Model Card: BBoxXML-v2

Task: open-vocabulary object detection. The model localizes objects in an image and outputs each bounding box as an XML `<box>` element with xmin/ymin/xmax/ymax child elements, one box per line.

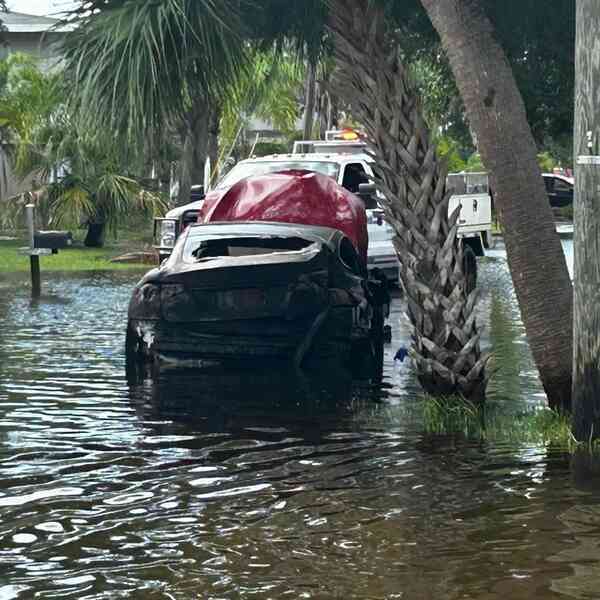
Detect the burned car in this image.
<box><xmin>127</xmin><ymin>221</ymin><xmax>388</xmax><ymax>369</ymax></box>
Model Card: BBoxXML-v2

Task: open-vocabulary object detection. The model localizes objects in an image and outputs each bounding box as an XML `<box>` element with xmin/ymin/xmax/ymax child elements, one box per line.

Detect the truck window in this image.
<box><xmin>342</xmin><ymin>163</ymin><xmax>370</xmax><ymax>193</ymax></box>
<box><xmin>554</xmin><ymin>178</ymin><xmax>572</xmax><ymax>193</ymax></box>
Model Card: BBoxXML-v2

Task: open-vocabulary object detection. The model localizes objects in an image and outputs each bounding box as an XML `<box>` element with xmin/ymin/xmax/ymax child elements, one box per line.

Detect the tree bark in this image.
<box><xmin>177</xmin><ymin>98</ymin><xmax>211</xmax><ymax>206</ymax></box>
<box><xmin>421</xmin><ymin>0</ymin><xmax>574</xmax><ymax>411</ymax></box>
<box><xmin>328</xmin><ymin>1</ymin><xmax>489</xmax><ymax>401</ymax></box>
<box><xmin>572</xmin><ymin>0</ymin><xmax>600</xmax><ymax>440</ymax></box>
<box><xmin>84</xmin><ymin>221</ymin><xmax>106</xmax><ymax>247</ymax></box>
<box><xmin>303</xmin><ymin>62</ymin><xmax>317</xmax><ymax>140</ymax></box>
<box><xmin>207</xmin><ymin>105</ymin><xmax>221</xmax><ymax>186</ymax></box>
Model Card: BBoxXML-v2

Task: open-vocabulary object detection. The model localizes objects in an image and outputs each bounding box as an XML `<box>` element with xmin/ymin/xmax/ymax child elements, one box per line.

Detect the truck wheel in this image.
<box><xmin>463</xmin><ymin>245</ymin><xmax>477</xmax><ymax>294</ymax></box>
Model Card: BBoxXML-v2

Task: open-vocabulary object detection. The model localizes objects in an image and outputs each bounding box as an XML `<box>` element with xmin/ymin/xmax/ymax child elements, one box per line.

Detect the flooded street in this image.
<box><xmin>3</xmin><ymin>236</ymin><xmax>600</xmax><ymax>599</ymax></box>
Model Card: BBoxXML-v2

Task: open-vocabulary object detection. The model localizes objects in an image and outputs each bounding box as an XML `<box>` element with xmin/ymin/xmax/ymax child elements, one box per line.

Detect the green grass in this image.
<box><xmin>421</xmin><ymin>395</ymin><xmax>586</xmax><ymax>451</ymax></box>
<box><xmin>0</xmin><ymin>237</ymin><xmax>154</xmax><ymax>273</ymax></box>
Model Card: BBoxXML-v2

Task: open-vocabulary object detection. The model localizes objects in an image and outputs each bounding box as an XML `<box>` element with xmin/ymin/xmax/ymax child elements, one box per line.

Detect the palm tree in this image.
<box><xmin>63</xmin><ymin>0</ymin><xmax>249</xmax><ymax>206</ymax></box>
<box><xmin>218</xmin><ymin>49</ymin><xmax>305</xmax><ymax>170</ymax></box>
<box><xmin>327</xmin><ymin>0</ymin><xmax>488</xmax><ymax>399</ymax></box>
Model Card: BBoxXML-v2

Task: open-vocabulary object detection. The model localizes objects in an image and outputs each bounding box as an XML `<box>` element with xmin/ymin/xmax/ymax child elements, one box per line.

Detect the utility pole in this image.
<box><xmin>572</xmin><ymin>0</ymin><xmax>600</xmax><ymax>440</ymax></box>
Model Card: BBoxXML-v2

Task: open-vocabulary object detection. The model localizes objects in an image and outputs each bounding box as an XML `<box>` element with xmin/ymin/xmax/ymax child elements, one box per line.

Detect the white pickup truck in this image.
<box><xmin>155</xmin><ymin>131</ymin><xmax>493</xmax><ymax>283</ymax></box>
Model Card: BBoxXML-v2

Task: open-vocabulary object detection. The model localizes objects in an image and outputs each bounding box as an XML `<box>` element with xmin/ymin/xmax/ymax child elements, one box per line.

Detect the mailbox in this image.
<box><xmin>34</xmin><ymin>231</ymin><xmax>73</xmax><ymax>254</ymax></box>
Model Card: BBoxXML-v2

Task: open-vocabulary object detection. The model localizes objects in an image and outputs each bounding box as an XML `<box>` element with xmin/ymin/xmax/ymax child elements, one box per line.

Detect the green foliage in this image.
<box><xmin>464</xmin><ymin>152</ymin><xmax>485</xmax><ymax>172</ymax></box>
<box><xmin>62</xmin><ymin>0</ymin><xmax>248</xmax><ymax>150</ymax></box>
<box><xmin>537</xmin><ymin>151</ymin><xmax>556</xmax><ymax>173</ymax></box>
<box><xmin>484</xmin><ymin>0</ymin><xmax>575</xmax><ymax>146</ymax></box>
<box><xmin>0</xmin><ymin>53</ymin><xmax>62</xmax><ymax>176</ymax></box>
<box><xmin>219</xmin><ymin>50</ymin><xmax>304</xmax><ymax>164</ymax></box>
<box><xmin>0</xmin><ymin>58</ymin><xmax>166</xmax><ymax>236</ymax></box>
<box><xmin>391</xmin><ymin>0</ymin><xmax>575</xmax><ymax>150</ymax></box>
<box><xmin>435</xmin><ymin>136</ymin><xmax>467</xmax><ymax>172</ymax></box>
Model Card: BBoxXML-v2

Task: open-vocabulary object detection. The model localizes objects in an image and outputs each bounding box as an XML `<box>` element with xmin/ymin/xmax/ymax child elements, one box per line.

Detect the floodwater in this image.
<box><xmin>2</xmin><ymin>235</ymin><xmax>599</xmax><ymax>600</ymax></box>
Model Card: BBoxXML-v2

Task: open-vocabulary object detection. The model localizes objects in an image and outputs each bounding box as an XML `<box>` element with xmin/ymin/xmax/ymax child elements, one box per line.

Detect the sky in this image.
<box><xmin>7</xmin><ymin>0</ymin><xmax>76</xmax><ymax>17</ymax></box>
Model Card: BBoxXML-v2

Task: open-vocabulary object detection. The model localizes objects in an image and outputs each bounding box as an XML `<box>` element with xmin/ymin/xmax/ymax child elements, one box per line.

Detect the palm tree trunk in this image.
<box><xmin>207</xmin><ymin>105</ymin><xmax>221</xmax><ymax>186</ymax></box>
<box><xmin>303</xmin><ymin>62</ymin><xmax>317</xmax><ymax>140</ymax></box>
<box><xmin>572</xmin><ymin>0</ymin><xmax>600</xmax><ymax>440</ymax></box>
<box><xmin>421</xmin><ymin>0</ymin><xmax>573</xmax><ymax>411</ymax></box>
<box><xmin>177</xmin><ymin>130</ymin><xmax>194</xmax><ymax>207</ymax></box>
<box><xmin>177</xmin><ymin>99</ymin><xmax>211</xmax><ymax>206</ymax></box>
<box><xmin>328</xmin><ymin>0</ymin><xmax>489</xmax><ymax>401</ymax></box>
<box><xmin>84</xmin><ymin>222</ymin><xmax>106</xmax><ymax>247</ymax></box>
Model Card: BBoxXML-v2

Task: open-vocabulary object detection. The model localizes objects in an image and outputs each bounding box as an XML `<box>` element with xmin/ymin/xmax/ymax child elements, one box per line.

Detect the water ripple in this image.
<box><xmin>1</xmin><ymin>254</ymin><xmax>597</xmax><ymax>599</ymax></box>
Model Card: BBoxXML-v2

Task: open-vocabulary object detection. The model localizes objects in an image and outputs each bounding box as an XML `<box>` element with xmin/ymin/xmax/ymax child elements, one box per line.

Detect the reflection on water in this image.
<box><xmin>3</xmin><ymin>237</ymin><xmax>599</xmax><ymax>599</ymax></box>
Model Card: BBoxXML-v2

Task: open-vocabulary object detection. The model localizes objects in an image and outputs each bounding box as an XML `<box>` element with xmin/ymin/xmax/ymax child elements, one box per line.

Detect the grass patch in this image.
<box><xmin>421</xmin><ymin>395</ymin><xmax>582</xmax><ymax>450</ymax></box>
<box><xmin>0</xmin><ymin>237</ymin><xmax>153</xmax><ymax>274</ymax></box>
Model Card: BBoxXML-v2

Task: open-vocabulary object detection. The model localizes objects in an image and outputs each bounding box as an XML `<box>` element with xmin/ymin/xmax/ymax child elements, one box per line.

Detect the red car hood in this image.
<box><xmin>198</xmin><ymin>170</ymin><xmax>368</xmax><ymax>263</ymax></box>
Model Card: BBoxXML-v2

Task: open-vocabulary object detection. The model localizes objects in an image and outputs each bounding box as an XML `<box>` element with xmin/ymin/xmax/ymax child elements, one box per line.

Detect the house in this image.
<box><xmin>1</xmin><ymin>11</ymin><xmax>69</xmax><ymax>69</ymax></box>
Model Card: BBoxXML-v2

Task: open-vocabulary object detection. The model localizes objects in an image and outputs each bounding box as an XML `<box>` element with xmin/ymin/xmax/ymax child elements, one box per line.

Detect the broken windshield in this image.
<box><xmin>216</xmin><ymin>161</ymin><xmax>339</xmax><ymax>190</ymax></box>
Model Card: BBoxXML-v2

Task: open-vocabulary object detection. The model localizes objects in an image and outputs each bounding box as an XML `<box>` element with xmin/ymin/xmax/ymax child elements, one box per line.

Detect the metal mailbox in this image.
<box><xmin>34</xmin><ymin>231</ymin><xmax>73</xmax><ymax>253</ymax></box>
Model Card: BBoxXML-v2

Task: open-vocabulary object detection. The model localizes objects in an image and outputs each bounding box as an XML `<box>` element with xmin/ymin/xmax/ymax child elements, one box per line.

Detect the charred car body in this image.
<box><xmin>130</xmin><ymin>171</ymin><xmax>389</xmax><ymax>370</ymax></box>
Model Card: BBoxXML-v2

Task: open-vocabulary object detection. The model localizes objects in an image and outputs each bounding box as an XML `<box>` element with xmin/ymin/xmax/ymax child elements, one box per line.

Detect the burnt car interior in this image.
<box><xmin>189</xmin><ymin>237</ymin><xmax>315</xmax><ymax>261</ymax></box>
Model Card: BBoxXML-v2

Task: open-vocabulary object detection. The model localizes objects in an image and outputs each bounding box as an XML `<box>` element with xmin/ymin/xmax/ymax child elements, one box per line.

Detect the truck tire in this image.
<box><xmin>463</xmin><ymin>244</ymin><xmax>477</xmax><ymax>294</ymax></box>
<box><xmin>482</xmin><ymin>230</ymin><xmax>489</xmax><ymax>249</ymax></box>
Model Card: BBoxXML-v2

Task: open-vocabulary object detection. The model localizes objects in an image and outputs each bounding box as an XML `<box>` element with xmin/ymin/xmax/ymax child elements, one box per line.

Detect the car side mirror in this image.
<box><xmin>358</xmin><ymin>183</ymin><xmax>377</xmax><ymax>208</ymax></box>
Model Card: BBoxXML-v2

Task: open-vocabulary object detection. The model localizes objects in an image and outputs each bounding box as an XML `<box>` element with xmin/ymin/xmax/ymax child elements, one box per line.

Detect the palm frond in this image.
<box><xmin>62</xmin><ymin>0</ymin><xmax>249</xmax><ymax>149</ymax></box>
<box><xmin>48</xmin><ymin>177</ymin><xmax>95</xmax><ymax>228</ymax></box>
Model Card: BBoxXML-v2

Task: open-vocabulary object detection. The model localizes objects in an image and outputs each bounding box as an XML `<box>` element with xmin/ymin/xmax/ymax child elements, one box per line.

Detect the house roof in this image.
<box><xmin>2</xmin><ymin>11</ymin><xmax>64</xmax><ymax>33</ymax></box>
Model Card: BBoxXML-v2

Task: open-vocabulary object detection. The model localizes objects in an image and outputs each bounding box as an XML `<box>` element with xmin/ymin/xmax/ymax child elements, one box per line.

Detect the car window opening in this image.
<box><xmin>188</xmin><ymin>237</ymin><xmax>315</xmax><ymax>261</ymax></box>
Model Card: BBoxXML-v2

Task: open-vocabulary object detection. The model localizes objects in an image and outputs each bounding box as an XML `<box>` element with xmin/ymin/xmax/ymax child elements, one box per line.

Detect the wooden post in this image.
<box><xmin>572</xmin><ymin>0</ymin><xmax>600</xmax><ymax>440</ymax></box>
<box><xmin>25</xmin><ymin>204</ymin><xmax>41</xmax><ymax>299</ymax></box>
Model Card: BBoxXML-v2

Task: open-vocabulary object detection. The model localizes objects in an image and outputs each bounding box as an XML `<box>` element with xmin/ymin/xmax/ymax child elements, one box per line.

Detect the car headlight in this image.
<box><xmin>160</xmin><ymin>220</ymin><xmax>177</xmax><ymax>248</ymax></box>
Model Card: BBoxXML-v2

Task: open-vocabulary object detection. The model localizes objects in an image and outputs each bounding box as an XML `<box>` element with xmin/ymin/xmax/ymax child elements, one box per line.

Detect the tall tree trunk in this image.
<box><xmin>303</xmin><ymin>62</ymin><xmax>317</xmax><ymax>140</ymax></box>
<box><xmin>177</xmin><ymin>98</ymin><xmax>211</xmax><ymax>206</ymax></box>
<box><xmin>421</xmin><ymin>0</ymin><xmax>574</xmax><ymax>411</ymax></box>
<box><xmin>328</xmin><ymin>1</ymin><xmax>489</xmax><ymax>401</ymax></box>
<box><xmin>317</xmin><ymin>66</ymin><xmax>340</xmax><ymax>139</ymax></box>
<box><xmin>207</xmin><ymin>105</ymin><xmax>221</xmax><ymax>188</ymax></box>
<box><xmin>177</xmin><ymin>130</ymin><xmax>193</xmax><ymax>208</ymax></box>
<box><xmin>84</xmin><ymin>222</ymin><xmax>106</xmax><ymax>248</ymax></box>
<box><xmin>572</xmin><ymin>0</ymin><xmax>600</xmax><ymax>440</ymax></box>
<box><xmin>317</xmin><ymin>80</ymin><xmax>329</xmax><ymax>140</ymax></box>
